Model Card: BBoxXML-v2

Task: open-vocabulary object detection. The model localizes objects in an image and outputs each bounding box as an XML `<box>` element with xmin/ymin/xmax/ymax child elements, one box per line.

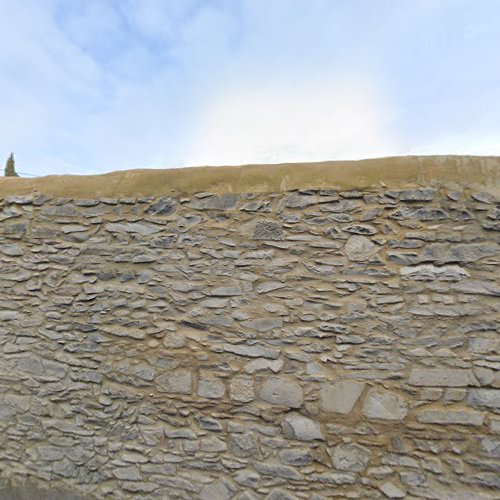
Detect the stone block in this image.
<box><xmin>320</xmin><ymin>381</ymin><xmax>365</xmax><ymax>414</ymax></box>
<box><xmin>362</xmin><ymin>388</ymin><xmax>408</xmax><ymax>421</ymax></box>
<box><xmin>409</xmin><ymin>368</ymin><xmax>477</xmax><ymax>387</ymax></box>
<box><xmin>260</xmin><ymin>376</ymin><xmax>303</xmax><ymax>408</ymax></box>
<box><xmin>156</xmin><ymin>370</ymin><xmax>192</xmax><ymax>394</ymax></box>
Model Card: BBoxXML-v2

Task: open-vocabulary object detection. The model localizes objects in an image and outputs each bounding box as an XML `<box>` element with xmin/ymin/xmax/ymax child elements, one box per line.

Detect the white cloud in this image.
<box><xmin>186</xmin><ymin>75</ymin><xmax>397</xmax><ymax>166</ymax></box>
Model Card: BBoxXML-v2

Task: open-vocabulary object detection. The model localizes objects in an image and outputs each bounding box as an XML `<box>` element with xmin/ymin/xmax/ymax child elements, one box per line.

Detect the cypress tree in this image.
<box><xmin>4</xmin><ymin>153</ymin><xmax>19</xmax><ymax>177</ymax></box>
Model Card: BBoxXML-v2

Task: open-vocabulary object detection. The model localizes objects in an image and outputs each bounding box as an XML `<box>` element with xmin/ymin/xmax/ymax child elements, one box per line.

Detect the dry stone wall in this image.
<box><xmin>0</xmin><ymin>173</ymin><xmax>499</xmax><ymax>499</ymax></box>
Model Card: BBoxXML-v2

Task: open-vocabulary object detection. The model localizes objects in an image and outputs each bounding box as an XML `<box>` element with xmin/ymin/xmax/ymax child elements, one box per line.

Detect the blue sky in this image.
<box><xmin>1</xmin><ymin>0</ymin><xmax>499</xmax><ymax>176</ymax></box>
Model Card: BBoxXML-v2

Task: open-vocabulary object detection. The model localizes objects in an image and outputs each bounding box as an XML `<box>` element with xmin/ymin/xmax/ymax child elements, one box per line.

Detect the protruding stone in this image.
<box><xmin>388</xmin><ymin>188</ymin><xmax>436</xmax><ymax>201</ymax></box>
<box><xmin>190</xmin><ymin>194</ymin><xmax>239</xmax><ymax>210</ymax></box>
<box><xmin>241</xmin><ymin>317</ymin><xmax>283</xmax><ymax>333</ymax></box>
<box><xmin>156</xmin><ymin>370</ymin><xmax>192</xmax><ymax>394</ymax></box>
<box><xmin>362</xmin><ymin>388</ymin><xmax>408</xmax><ymax>421</ymax></box>
<box><xmin>401</xmin><ymin>264</ymin><xmax>469</xmax><ymax>281</ymax></box>
<box><xmin>113</xmin><ymin>466</ymin><xmax>142</xmax><ymax>481</ymax></box>
<box><xmin>260</xmin><ymin>377</ymin><xmax>303</xmax><ymax>408</ymax></box>
<box><xmin>230</xmin><ymin>375</ymin><xmax>255</xmax><ymax>403</ymax></box>
<box><xmin>379</xmin><ymin>481</ymin><xmax>406</xmax><ymax>498</ymax></box>
<box><xmin>282</xmin><ymin>412</ymin><xmax>323</xmax><ymax>441</ymax></box>
<box><xmin>147</xmin><ymin>196</ymin><xmax>176</xmax><ymax>215</ymax></box>
<box><xmin>0</xmin><ymin>244</ymin><xmax>23</xmax><ymax>256</ymax></box>
<box><xmin>416</xmin><ymin>407</ymin><xmax>485</xmax><ymax>426</ymax></box>
<box><xmin>343</xmin><ymin>224</ymin><xmax>377</xmax><ymax>235</ymax></box>
<box><xmin>105</xmin><ymin>222</ymin><xmax>163</xmax><ymax>235</ymax></box>
<box><xmin>198</xmin><ymin>376</ymin><xmax>226</xmax><ymax>399</ymax></box>
<box><xmin>199</xmin><ymin>480</ymin><xmax>234</xmax><ymax>500</ymax></box>
<box><xmin>417</xmin><ymin>243</ymin><xmax>498</xmax><ymax>264</ymax></box>
<box><xmin>285</xmin><ymin>192</ymin><xmax>317</xmax><ymax>208</ymax></box>
<box><xmin>344</xmin><ymin>235</ymin><xmax>377</xmax><ymax>261</ymax></box>
<box><xmin>224</xmin><ymin>344</ymin><xmax>280</xmax><ymax>359</ymax></box>
<box><xmin>279</xmin><ymin>448</ymin><xmax>313</xmax><ymax>466</ymax></box>
<box><xmin>467</xmin><ymin>389</ymin><xmax>500</xmax><ymax>410</ymax></box>
<box><xmin>332</xmin><ymin>443</ymin><xmax>371</xmax><ymax>472</ymax></box>
<box><xmin>231</xmin><ymin>432</ymin><xmax>260</xmax><ymax>458</ymax></box>
<box><xmin>245</xmin><ymin>358</ymin><xmax>284</xmax><ymax>374</ymax></box>
<box><xmin>409</xmin><ymin>368</ymin><xmax>477</xmax><ymax>387</ymax></box>
<box><xmin>320</xmin><ymin>381</ymin><xmax>365</xmax><ymax>414</ymax></box>
<box><xmin>253</xmin><ymin>220</ymin><xmax>285</xmax><ymax>240</ymax></box>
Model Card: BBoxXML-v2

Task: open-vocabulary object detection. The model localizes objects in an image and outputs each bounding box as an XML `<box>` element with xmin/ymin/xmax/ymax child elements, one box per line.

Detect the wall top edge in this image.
<box><xmin>0</xmin><ymin>155</ymin><xmax>499</xmax><ymax>199</ymax></box>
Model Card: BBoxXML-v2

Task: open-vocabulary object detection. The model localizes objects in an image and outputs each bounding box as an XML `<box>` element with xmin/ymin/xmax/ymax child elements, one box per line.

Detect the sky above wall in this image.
<box><xmin>1</xmin><ymin>0</ymin><xmax>499</xmax><ymax>176</ymax></box>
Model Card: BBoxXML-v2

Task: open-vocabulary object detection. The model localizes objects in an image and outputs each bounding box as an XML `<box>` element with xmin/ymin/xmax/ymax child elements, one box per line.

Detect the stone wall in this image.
<box><xmin>0</xmin><ymin>159</ymin><xmax>499</xmax><ymax>499</ymax></box>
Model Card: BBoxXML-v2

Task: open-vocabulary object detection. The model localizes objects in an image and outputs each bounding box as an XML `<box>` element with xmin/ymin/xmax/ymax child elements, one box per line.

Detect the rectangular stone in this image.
<box><xmin>417</xmin><ymin>408</ymin><xmax>484</xmax><ymax>426</ymax></box>
<box><xmin>467</xmin><ymin>389</ymin><xmax>500</xmax><ymax>410</ymax></box>
<box><xmin>409</xmin><ymin>368</ymin><xmax>476</xmax><ymax>387</ymax></box>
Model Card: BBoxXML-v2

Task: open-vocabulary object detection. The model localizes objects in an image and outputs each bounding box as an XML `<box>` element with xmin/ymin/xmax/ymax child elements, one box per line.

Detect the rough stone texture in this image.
<box><xmin>259</xmin><ymin>376</ymin><xmax>303</xmax><ymax>408</ymax></box>
<box><xmin>0</xmin><ymin>166</ymin><xmax>499</xmax><ymax>499</ymax></box>
<box><xmin>282</xmin><ymin>412</ymin><xmax>324</xmax><ymax>441</ymax></box>
<box><xmin>320</xmin><ymin>380</ymin><xmax>365</xmax><ymax>414</ymax></box>
<box><xmin>362</xmin><ymin>388</ymin><xmax>408</xmax><ymax>421</ymax></box>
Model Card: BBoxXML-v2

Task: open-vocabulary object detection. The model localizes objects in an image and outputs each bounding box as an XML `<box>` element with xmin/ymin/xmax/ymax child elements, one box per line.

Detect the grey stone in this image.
<box><xmin>200</xmin><ymin>436</ymin><xmax>227</xmax><ymax>452</ymax></box>
<box><xmin>285</xmin><ymin>192</ymin><xmax>317</xmax><ymax>208</ymax></box>
<box><xmin>231</xmin><ymin>432</ymin><xmax>260</xmax><ymax>458</ymax></box>
<box><xmin>0</xmin><ymin>310</ymin><xmax>19</xmax><ymax>321</ymax></box>
<box><xmin>391</xmin><ymin>207</ymin><xmax>448</xmax><ymax>220</ymax></box>
<box><xmin>282</xmin><ymin>412</ymin><xmax>323</xmax><ymax>441</ymax></box>
<box><xmin>332</xmin><ymin>443</ymin><xmax>371</xmax><ymax>472</ymax></box>
<box><xmin>400</xmin><ymin>264</ymin><xmax>469</xmax><ymax>281</ymax></box>
<box><xmin>37</xmin><ymin>445</ymin><xmax>65</xmax><ymax>461</ymax></box>
<box><xmin>190</xmin><ymin>194</ymin><xmax>239</xmax><ymax>210</ymax></box>
<box><xmin>211</xmin><ymin>285</ymin><xmax>244</xmax><ymax>296</ymax></box>
<box><xmin>409</xmin><ymin>304</ymin><xmax>480</xmax><ymax>317</ymax></box>
<box><xmin>224</xmin><ymin>343</ymin><xmax>280</xmax><ymax>359</ymax></box>
<box><xmin>472</xmin><ymin>191</ymin><xmax>496</xmax><ymax>203</ymax></box>
<box><xmin>17</xmin><ymin>356</ymin><xmax>66</xmax><ymax>380</ymax></box>
<box><xmin>121</xmin><ymin>481</ymin><xmax>159</xmax><ymax>493</ymax></box>
<box><xmin>260</xmin><ymin>376</ymin><xmax>303</xmax><ymax>408</ymax></box>
<box><xmin>245</xmin><ymin>358</ymin><xmax>284</xmax><ymax>374</ymax></box>
<box><xmin>0</xmin><ymin>244</ymin><xmax>23</xmax><ymax>256</ymax></box>
<box><xmin>418</xmin><ymin>243</ymin><xmax>498</xmax><ymax>264</ymax></box>
<box><xmin>256</xmin><ymin>281</ymin><xmax>285</xmax><ymax>293</ymax></box>
<box><xmin>198</xmin><ymin>376</ymin><xmax>226</xmax><ymax>399</ymax></box>
<box><xmin>4</xmin><ymin>270</ymin><xmax>31</xmax><ymax>281</ymax></box>
<box><xmin>41</xmin><ymin>205</ymin><xmax>79</xmax><ymax>216</ymax></box>
<box><xmin>379</xmin><ymin>481</ymin><xmax>406</xmax><ymax>498</ymax></box>
<box><xmin>343</xmin><ymin>224</ymin><xmax>377</xmax><ymax>235</ymax></box>
<box><xmin>112</xmin><ymin>465</ymin><xmax>142</xmax><ymax>481</ymax></box>
<box><xmin>230</xmin><ymin>375</ymin><xmax>255</xmax><ymax>402</ymax></box>
<box><xmin>388</xmin><ymin>188</ymin><xmax>436</xmax><ymax>201</ymax></box>
<box><xmin>362</xmin><ymin>388</ymin><xmax>408</xmax><ymax>420</ymax></box>
<box><xmin>416</xmin><ymin>408</ymin><xmax>484</xmax><ymax>426</ymax></box>
<box><xmin>344</xmin><ymin>235</ymin><xmax>377</xmax><ymax>261</ymax></box>
<box><xmin>234</xmin><ymin>469</ymin><xmax>261</xmax><ymax>488</ymax></box>
<box><xmin>265</xmin><ymin>489</ymin><xmax>298</xmax><ymax>500</ymax></box>
<box><xmin>478</xmin><ymin>436</ymin><xmax>500</xmax><ymax>458</ymax></box>
<box><xmin>308</xmin><ymin>472</ymin><xmax>356</xmax><ymax>485</ymax></box>
<box><xmin>105</xmin><ymin>222</ymin><xmax>163</xmax><ymax>235</ymax></box>
<box><xmin>409</xmin><ymin>368</ymin><xmax>477</xmax><ymax>387</ymax></box>
<box><xmin>253</xmin><ymin>220</ymin><xmax>285</xmax><ymax>240</ymax></box>
<box><xmin>156</xmin><ymin>370</ymin><xmax>192</xmax><ymax>394</ymax></box>
<box><xmin>279</xmin><ymin>448</ymin><xmax>313</xmax><ymax>466</ymax></box>
<box><xmin>147</xmin><ymin>196</ymin><xmax>176</xmax><ymax>215</ymax></box>
<box><xmin>320</xmin><ymin>199</ymin><xmax>360</xmax><ymax>213</ymax></box>
<box><xmin>320</xmin><ymin>381</ymin><xmax>365</xmax><ymax>414</ymax></box>
<box><xmin>255</xmin><ymin>461</ymin><xmax>303</xmax><ymax>481</ymax></box>
<box><xmin>241</xmin><ymin>317</ymin><xmax>283</xmax><ymax>333</ymax></box>
<box><xmin>60</xmin><ymin>224</ymin><xmax>89</xmax><ymax>233</ymax></box>
<box><xmin>468</xmin><ymin>389</ymin><xmax>500</xmax><ymax>409</ymax></box>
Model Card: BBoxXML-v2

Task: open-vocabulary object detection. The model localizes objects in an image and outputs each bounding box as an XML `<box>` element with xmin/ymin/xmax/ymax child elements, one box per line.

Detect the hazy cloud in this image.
<box><xmin>0</xmin><ymin>0</ymin><xmax>499</xmax><ymax>175</ymax></box>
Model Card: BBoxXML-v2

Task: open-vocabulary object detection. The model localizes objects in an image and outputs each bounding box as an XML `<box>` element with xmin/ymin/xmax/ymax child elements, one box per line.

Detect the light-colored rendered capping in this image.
<box><xmin>0</xmin><ymin>155</ymin><xmax>499</xmax><ymax>199</ymax></box>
